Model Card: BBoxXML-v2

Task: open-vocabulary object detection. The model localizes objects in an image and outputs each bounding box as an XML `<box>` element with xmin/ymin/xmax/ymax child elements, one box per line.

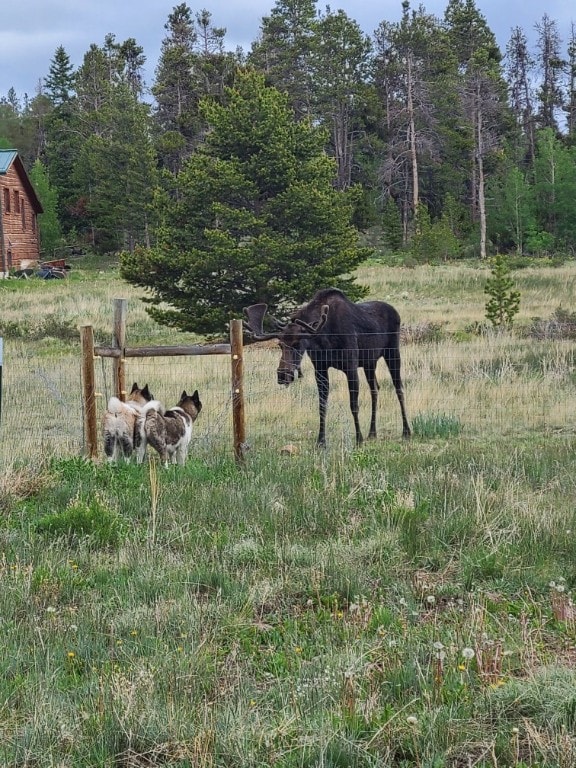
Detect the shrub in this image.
<box><xmin>35</xmin><ymin>494</ymin><xmax>125</xmax><ymax>546</ymax></box>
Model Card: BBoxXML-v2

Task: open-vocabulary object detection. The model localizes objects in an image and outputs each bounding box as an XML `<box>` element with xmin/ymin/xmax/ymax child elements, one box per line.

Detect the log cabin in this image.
<box><xmin>0</xmin><ymin>149</ymin><xmax>43</xmax><ymax>276</ymax></box>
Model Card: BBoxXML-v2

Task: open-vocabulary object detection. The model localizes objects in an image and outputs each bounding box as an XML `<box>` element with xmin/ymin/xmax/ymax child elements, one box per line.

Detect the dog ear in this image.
<box><xmin>180</xmin><ymin>390</ymin><xmax>188</xmax><ymax>400</ymax></box>
<box><xmin>191</xmin><ymin>390</ymin><xmax>201</xmax><ymax>407</ymax></box>
<box><xmin>130</xmin><ymin>382</ymin><xmax>139</xmax><ymax>393</ymax></box>
<box><xmin>141</xmin><ymin>384</ymin><xmax>151</xmax><ymax>399</ymax></box>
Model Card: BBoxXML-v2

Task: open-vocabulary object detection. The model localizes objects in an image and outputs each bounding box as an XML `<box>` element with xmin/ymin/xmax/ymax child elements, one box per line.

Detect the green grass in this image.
<box><xmin>1</xmin><ymin>434</ymin><xmax>576</xmax><ymax>766</ymax></box>
<box><xmin>2</xmin><ymin>256</ymin><xmax>576</xmax><ymax>765</ymax></box>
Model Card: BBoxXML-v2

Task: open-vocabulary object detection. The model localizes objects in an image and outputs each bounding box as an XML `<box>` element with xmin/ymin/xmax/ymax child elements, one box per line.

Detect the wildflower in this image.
<box><xmin>458</xmin><ymin>664</ymin><xmax>466</xmax><ymax>671</ymax></box>
<box><xmin>511</xmin><ymin>727</ymin><xmax>519</xmax><ymax>734</ymax></box>
<box><xmin>433</xmin><ymin>641</ymin><xmax>444</xmax><ymax>651</ymax></box>
<box><xmin>130</xmin><ymin>630</ymin><xmax>138</xmax><ymax>637</ymax></box>
<box><xmin>177</xmin><ymin>646</ymin><xmax>183</xmax><ymax>652</ymax></box>
<box><xmin>67</xmin><ymin>651</ymin><xmax>75</xmax><ymax>659</ymax></box>
<box><xmin>46</xmin><ymin>606</ymin><xmax>57</xmax><ymax>614</ymax></box>
<box><xmin>426</xmin><ymin>595</ymin><xmax>436</xmax><ymax>605</ymax></box>
<box><xmin>462</xmin><ymin>647</ymin><xmax>475</xmax><ymax>660</ymax></box>
<box><xmin>294</xmin><ymin>646</ymin><xmax>302</xmax><ymax>654</ymax></box>
<box><xmin>406</xmin><ymin>715</ymin><xmax>418</xmax><ymax>725</ymax></box>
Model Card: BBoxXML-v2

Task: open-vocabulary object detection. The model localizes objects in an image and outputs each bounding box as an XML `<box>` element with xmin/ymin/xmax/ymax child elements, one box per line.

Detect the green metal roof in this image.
<box><xmin>0</xmin><ymin>149</ymin><xmax>18</xmax><ymax>174</ymax></box>
<box><xmin>0</xmin><ymin>149</ymin><xmax>43</xmax><ymax>213</ymax></box>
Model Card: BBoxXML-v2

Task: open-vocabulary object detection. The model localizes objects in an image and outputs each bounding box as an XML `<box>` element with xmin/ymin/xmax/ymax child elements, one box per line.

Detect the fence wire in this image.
<box><xmin>2</xmin><ymin>335</ymin><xmax>576</xmax><ymax>468</ymax></box>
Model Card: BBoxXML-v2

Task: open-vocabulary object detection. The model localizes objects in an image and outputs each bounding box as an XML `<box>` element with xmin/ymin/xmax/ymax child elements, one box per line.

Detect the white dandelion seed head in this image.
<box><xmin>406</xmin><ymin>715</ymin><xmax>418</xmax><ymax>725</ymax></box>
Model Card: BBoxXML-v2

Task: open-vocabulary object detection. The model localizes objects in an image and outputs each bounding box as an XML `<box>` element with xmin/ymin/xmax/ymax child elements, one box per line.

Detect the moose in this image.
<box><xmin>244</xmin><ymin>288</ymin><xmax>411</xmax><ymax>446</ymax></box>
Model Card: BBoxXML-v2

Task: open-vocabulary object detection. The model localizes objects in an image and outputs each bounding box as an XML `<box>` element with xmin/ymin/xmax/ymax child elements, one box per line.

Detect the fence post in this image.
<box><xmin>230</xmin><ymin>319</ymin><xmax>246</xmax><ymax>464</ymax></box>
<box><xmin>81</xmin><ymin>325</ymin><xmax>98</xmax><ymax>459</ymax></box>
<box><xmin>113</xmin><ymin>298</ymin><xmax>127</xmax><ymax>399</ymax></box>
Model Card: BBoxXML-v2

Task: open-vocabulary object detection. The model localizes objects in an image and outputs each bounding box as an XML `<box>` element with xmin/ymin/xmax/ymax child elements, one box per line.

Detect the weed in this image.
<box><xmin>34</xmin><ymin>494</ymin><xmax>125</xmax><ymax>546</ymax></box>
<box><xmin>411</xmin><ymin>412</ymin><xmax>463</xmax><ymax>438</ymax></box>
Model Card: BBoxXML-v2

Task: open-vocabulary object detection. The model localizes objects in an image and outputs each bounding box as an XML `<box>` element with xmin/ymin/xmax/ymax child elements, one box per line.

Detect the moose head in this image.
<box><xmin>243</xmin><ymin>302</ymin><xmax>329</xmax><ymax>385</ymax></box>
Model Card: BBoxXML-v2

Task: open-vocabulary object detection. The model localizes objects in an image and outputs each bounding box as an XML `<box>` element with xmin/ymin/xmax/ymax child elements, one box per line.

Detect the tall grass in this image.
<box><xmin>1</xmin><ymin>258</ymin><xmax>576</xmax><ymax>766</ymax></box>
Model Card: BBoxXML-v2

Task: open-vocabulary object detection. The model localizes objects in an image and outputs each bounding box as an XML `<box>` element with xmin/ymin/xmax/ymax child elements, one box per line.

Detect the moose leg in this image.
<box><xmin>364</xmin><ymin>364</ymin><xmax>379</xmax><ymax>439</ymax></box>
<box><xmin>345</xmin><ymin>366</ymin><xmax>363</xmax><ymax>445</ymax></box>
<box><xmin>383</xmin><ymin>346</ymin><xmax>411</xmax><ymax>438</ymax></box>
<box><xmin>313</xmin><ymin>365</ymin><xmax>330</xmax><ymax>446</ymax></box>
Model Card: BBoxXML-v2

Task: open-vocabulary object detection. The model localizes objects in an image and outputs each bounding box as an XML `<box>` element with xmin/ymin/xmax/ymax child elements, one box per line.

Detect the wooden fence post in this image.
<box><xmin>113</xmin><ymin>298</ymin><xmax>127</xmax><ymax>399</ymax></box>
<box><xmin>81</xmin><ymin>325</ymin><xmax>98</xmax><ymax>459</ymax></box>
<box><xmin>230</xmin><ymin>319</ymin><xmax>246</xmax><ymax>463</ymax></box>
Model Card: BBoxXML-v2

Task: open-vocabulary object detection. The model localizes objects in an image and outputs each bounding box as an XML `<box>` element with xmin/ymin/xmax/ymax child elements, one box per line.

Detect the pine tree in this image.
<box><xmin>29</xmin><ymin>159</ymin><xmax>63</xmax><ymax>256</ymax></box>
<box><xmin>484</xmin><ymin>254</ymin><xmax>520</xmax><ymax>326</ymax></box>
<box><xmin>44</xmin><ymin>46</ymin><xmax>75</xmax><ymax>105</ymax></box>
<box><xmin>121</xmin><ymin>70</ymin><xmax>371</xmax><ymax>335</ymax></box>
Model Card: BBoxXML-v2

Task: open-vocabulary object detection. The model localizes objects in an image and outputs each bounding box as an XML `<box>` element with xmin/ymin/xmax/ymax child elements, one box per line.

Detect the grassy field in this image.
<box><xmin>1</xmin><ymin>257</ymin><xmax>576</xmax><ymax>767</ymax></box>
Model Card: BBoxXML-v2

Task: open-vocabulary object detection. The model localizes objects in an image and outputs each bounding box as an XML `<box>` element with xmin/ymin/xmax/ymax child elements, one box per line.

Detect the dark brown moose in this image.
<box><xmin>244</xmin><ymin>288</ymin><xmax>411</xmax><ymax>446</ymax></box>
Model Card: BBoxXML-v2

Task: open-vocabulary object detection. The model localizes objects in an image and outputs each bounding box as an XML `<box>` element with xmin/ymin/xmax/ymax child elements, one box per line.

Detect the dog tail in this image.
<box><xmin>106</xmin><ymin>396</ymin><xmax>125</xmax><ymax>416</ymax></box>
<box><xmin>140</xmin><ymin>400</ymin><xmax>165</xmax><ymax>416</ymax></box>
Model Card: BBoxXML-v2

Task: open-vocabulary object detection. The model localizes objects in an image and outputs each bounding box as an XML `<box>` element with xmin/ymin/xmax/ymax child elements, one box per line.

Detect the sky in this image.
<box><xmin>1</xmin><ymin>0</ymin><xmax>574</xmax><ymax>99</ymax></box>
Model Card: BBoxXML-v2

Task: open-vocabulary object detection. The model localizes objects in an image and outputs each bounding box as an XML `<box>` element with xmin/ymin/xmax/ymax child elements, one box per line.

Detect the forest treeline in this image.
<box><xmin>1</xmin><ymin>0</ymin><xmax>575</xmax><ymax>262</ymax></box>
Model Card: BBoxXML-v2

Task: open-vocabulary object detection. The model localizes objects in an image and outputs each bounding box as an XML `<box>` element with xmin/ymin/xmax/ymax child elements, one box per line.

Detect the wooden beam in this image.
<box><xmin>93</xmin><ymin>343</ymin><xmax>231</xmax><ymax>359</ymax></box>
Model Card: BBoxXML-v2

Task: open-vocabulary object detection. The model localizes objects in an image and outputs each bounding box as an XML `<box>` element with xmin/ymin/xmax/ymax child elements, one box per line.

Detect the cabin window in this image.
<box><xmin>13</xmin><ymin>190</ymin><xmax>20</xmax><ymax>214</ymax></box>
<box><xmin>3</xmin><ymin>187</ymin><xmax>10</xmax><ymax>213</ymax></box>
<box><xmin>21</xmin><ymin>202</ymin><xmax>26</xmax><ymax>230</ymax></box>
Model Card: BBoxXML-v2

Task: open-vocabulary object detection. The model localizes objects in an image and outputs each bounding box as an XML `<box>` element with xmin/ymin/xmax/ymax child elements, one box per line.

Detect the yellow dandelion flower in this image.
<box><xmin>67</xmin><ymin>651</ymin><xmax>75</xmax><ymax>658</ymax></box>
<box><xmin>458</xmin><ymin>664</ymin><xmax>466</xmax><ymax>671</ymax></box>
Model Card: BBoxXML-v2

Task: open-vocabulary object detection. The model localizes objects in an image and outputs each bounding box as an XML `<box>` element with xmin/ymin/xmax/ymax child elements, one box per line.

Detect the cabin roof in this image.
<box><xmin>0</xmin><ymin>149</ymin><xmax>18</xmax><ymax>174</ymax></box>
<box><xmin>0</xmin><ymin>149</ymin><xmax>43</xmax><ymax>213</ymax></box>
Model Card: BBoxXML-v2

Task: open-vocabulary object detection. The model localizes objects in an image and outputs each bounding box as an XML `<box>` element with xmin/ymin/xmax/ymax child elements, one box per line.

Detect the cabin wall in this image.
<box><xmin>0</xmin><ymin>165</ymin><xmax>41</xmax><ymax>274</ymax></box>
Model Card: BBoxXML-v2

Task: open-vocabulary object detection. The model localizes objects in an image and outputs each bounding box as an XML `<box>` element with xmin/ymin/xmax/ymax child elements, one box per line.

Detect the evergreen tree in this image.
<box><xmin>70</xmin><ymin>40</ymin><xmax>156</xmax><ymax>251</ymax></box>
<box><xmin>504</xmin><ymin>27</ymin><xmax>536</xmax><ymax>163</ymax></box>
<box><xmin>152</xmin><ymin>4</ymin><xmax>238</xmax><ymax>172</ymax></box>
<box><xmin>121</xmin><ymin>70</ymin><xmax>371</xmax><ymax>335</ymax></box>
<box><xmin>249</xmin><ymin>0</ymin><xmax>318</xmax><ymax>120</ymax></box>
<box><xmin>312</xmin><ymin>9</ymin><xmax>372</xmax><ymax>191</ymax></box>
<box><xmin>565</xmin><ymin>23</ymin><xmax>576</xmax><ymax>139</ymax></box>
<box><xmin>534</xmin><ymin>14</ymin><xmax>565</xmax><ymax>132</ymax></box>
<box><xmin>445</xmin><ymin>0</ymin><xmax>510</xmax><ymax>258</ymax></box>
<box><xmin>29</xmin><ymin>159</ymin><xmax>63</xmax><ymax>256</ymax></box>
<box><xmin>484</xmin><ymin>253</ymin><xmax>520</xmax><ymax>327</ymax></box>
<box><xmin>374</xmin><ymin>1</ymin><xmax>448</xmax><ymax>241</ymax></box>
<box><xmin>44</xmin><ymin>46</ymin><xmax>75</xmax><ymax>105</ymax></box>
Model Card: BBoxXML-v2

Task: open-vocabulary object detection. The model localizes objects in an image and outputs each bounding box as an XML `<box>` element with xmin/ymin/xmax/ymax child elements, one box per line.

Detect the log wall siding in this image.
<box><xmin>0</xmin><ymin>164</ymin><xmax>41</xmax><ymax>271</ymax></box>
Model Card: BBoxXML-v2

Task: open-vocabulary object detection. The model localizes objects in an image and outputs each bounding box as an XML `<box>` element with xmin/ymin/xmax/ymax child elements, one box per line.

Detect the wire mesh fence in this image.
<box><xmin>2</xmin><ymin>333</ymin><xmax>576</xmax><ymax>469</ymax></box>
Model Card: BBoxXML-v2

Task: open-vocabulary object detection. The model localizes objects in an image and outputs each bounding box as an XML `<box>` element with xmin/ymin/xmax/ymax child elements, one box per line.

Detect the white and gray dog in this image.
<box><xmin>136</xmin><ymin>390</ymin><xmax>202</xmax><ymax>466</ymax></box>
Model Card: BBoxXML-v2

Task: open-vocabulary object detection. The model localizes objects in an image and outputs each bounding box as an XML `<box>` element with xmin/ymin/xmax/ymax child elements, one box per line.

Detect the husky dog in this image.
<box><xmin>136</xmin><ymin>390</ymin><xmax>202</xmax><ymax>466</ymax></box>
<box><xmin>102</xmin><ymin>382</ymin><xmax>155</xmax><ymax>462</ymax></box>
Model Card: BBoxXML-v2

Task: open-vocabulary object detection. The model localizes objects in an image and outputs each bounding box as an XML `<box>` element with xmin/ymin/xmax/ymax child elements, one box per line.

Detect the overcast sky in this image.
<box><xmin>1</xmin><ymin>0</ymin><xmax>574</xmax><ymax>99</ymax></box>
